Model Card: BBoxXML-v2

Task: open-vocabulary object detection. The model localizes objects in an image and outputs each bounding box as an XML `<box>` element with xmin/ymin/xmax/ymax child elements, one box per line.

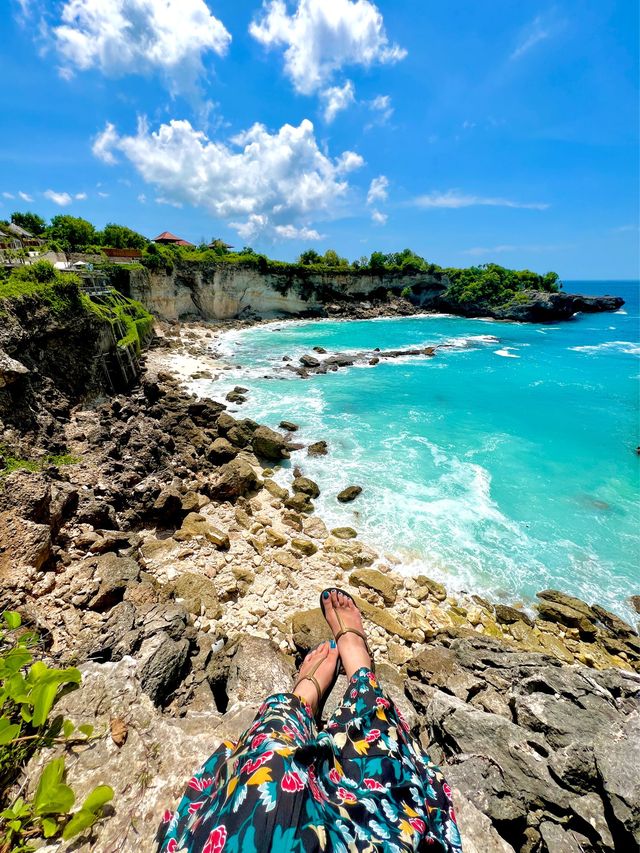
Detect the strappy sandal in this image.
<box><xmin>320</xmin><ymin>587</ymin><xmax>375</xmax><ymax>673</ymax></box>
<box><xmin>292</xmin><ymin>642</ymin><xmax>339</xmax><ymax>721</ymax></box>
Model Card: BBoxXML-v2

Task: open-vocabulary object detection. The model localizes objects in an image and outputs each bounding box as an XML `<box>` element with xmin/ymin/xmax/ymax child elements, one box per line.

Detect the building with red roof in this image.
<box><xmin>153</xmin><ymin>231</ymin><xmax>194</xmax><ymax>247</ymax></box>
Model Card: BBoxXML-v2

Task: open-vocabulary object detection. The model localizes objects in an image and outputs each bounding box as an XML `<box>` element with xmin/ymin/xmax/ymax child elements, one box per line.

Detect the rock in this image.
<box><xmin>75</xmin><ymin>496</ymin><xmax>117</xmax><ymax>529</ymax></box>
<box><xmin>284</xmin><ymin>492</ymin><xmax>313</xmax><ymax>514</ymax></box>
<box><xmin>538</xmin><ymin>821</ymin><xmax>590</xmax><ymax>852</ymax></box>
<box><xmin>300</xmin><ymin>354</ymin><xmax>321</xmax><ymax>368</ymax></box>
<box><xmin>415</xmin><ymin>575</ymin><xmax>448</xmax><ymax>602</ymax></box>
<box><xmin>358</xmin><ymin>598</ymin><xmax>415</xmax><ymax>641</ymax></box>
<box><xmin>537</xmin><ymin>589</ymin><xmax>597</xmax><ymax>620</ymax></box>
<box><xmin>138</xmin><ymin>631</ymin><xmax>190</xmax><ymax>704</ymax></box>
<box><xmin>331</xmin><ymin>527</ymin><xmax>358</xmax><ymax>540</ymax></box>
<box><xmin>208</xmin><ymin>436</ymin><xmax>237</xmax><ymax>463</ymax></box>
<box><xmin>593</xmin><ymin>715</ymin><xmax>640</xmax><ymax>845</ymax></box>
<box><xmin>207</xmin><ymin>458</ymin><xmax>260</xmax><ymax>502</ymax></box>
<box><xmin>0</xmin><ymin>470</ymin><xmax>51</xmax><ymax>523</ymax></box>
<box><xmin>251</xmin><ymin>425</ymin><xmax>290</xmax><ymax>460</ymax></box>
<box><xmin>630</xmin><ymin>596</ymin><xmax>640</xmax><ymax>615</ymax></box>
<box><xmin>226</xmin><ymin>421</ymin><xmax>255</xmax><ymax>448</ymax></box>
<box><xmin>312</xmin><ymin>346</ymin><xmax>327</xmax><ymax>354</ymax></box>
<box><xmin>350</xmin><ymin>568</ymin><xmax>400</xmax><ymax>605</ymax></box>
<box><xmin>89</xmin><ymin>553</ymin><xmax>141</xmax><ymax>611</ymax></box>
<box><xmin>0</xmin><ymin>348</ymin><xmax>29</xmax><ymax>387</ymax></box>
<box><xmin>536</xmin><ymin>600</ymin><xmax>597</xmax><ymax>638</ymax></box>
<box><xmin>592</xmin><ymin>603</ymin><xmax>636</xmax><ymax>637</ymax></box>
<box><xmin>169</xmin><ymin>572</ymin><xmax>222</xmax><ymax>619</ymax></box>
<box><xmin>279</xmin><ymin>420</ymin><xmax>299</xmax><ymax>432</ymax></box>
<box><xmin>494</xmin><ymin>604</ymin><xmax>534</xmax><ymax>627</ymax></box>
<box><xmin>453</xmin><ymin>788</ymin><xmax>516</xmax><ymax>852</ymax></box>
<box><xmin>265</xmin><ymin>527</ymin><xmax>288</xmax><ymax>546</ymax></box>
<box><xmin>152</xmin><ymin>487</ymin><xmax>184</xmax><ymax>524</ymax></box>
<box><xmin>292</xmin><ymin>476</ymin><xmax>320</xmax><ymax>498</ymax></box>
<box><xmin>273</xmin><ymin>550</ymin><xmax>302</xmax><ymax>571</ymax></box>
<box><xmin>308</xmin><ymin>440</ymin><xmax>328</xmax><ymax>456</ymax></box>
<box><xmin>21</xmin><ymin>658</ymin><xmax>221</xmax><ymax>853</ymax></box>
<box><xmin>291</xmin><ymin>608</ymin><xmax>332</xmax><ymax>650</ymax></box>
<box><xmin>174</xmin><ymin>513</ymin><xmax>230</xmax><ymax>550</ymax></box>
<box><xmin>263</xmin><ymin>478</ymin><xmax>289</xmax><ymax>500</ymax></box>
<box><xmin>304</xmin><ymin>516</ymin><xmax>329</xmax><ymax>539</ymax></box>
<box><xmin>226</xmin><ymin>637</ymin><xmax>296</xmax><ymax>706</ymax></box>
<box><xmin>225</xmin><ymin>389</ymin><xmax>246</xmax><ymax>403</ymax></box>
<box><xmin>290</xmin><ymin>538</ymin><xmax>318</xmax><ymax>556</ymax></box>
<box><xmin>337</xmin><ymin>485</ymin><xmax>362</xmax><ymax>503</ymax></box>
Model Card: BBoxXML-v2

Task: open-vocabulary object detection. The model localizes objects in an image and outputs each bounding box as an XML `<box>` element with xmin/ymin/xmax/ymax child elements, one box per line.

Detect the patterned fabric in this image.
<box><xmin>156</xmin><ymin>667</ymin><xmax>462</xmax><ymax>852</ymax></box>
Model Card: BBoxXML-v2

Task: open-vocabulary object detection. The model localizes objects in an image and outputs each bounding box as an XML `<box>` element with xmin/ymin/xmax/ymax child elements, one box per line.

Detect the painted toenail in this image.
<box><xmin>330</xmin><ymin>640</ymin><xmax>336</xmax><ymax>648</ymax></box>
<box><xmin>323</xmin><ymin>591</ymin><xmax>329</xmax><ymax>599</ymax></box>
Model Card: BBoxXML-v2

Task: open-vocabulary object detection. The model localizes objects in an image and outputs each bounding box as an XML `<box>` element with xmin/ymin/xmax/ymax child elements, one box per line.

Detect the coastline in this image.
<box><xmin>149</xmin><ymin>318</ymin><xmax>640</xmax><ymax>668</ymax></box>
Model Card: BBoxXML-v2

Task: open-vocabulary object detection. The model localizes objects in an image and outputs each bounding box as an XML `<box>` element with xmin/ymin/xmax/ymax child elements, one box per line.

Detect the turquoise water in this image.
<box><xmin>196</xmin><ymin>281</ymin><xmax>640</xmax><ymax>621</ymax></box>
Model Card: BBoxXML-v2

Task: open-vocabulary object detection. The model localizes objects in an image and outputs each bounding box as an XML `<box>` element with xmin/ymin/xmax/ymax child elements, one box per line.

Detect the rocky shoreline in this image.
<box><xmin>1</xmin><ymin>315</ymin><xmax>639</xmax><ymax>852</ymax></box>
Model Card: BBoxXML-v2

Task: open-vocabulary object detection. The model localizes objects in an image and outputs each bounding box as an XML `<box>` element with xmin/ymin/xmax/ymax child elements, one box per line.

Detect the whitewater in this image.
<box><xmin>193</xmin><ymin>281</ymin><xmax>640</xmax><ymax>623</ymax></box>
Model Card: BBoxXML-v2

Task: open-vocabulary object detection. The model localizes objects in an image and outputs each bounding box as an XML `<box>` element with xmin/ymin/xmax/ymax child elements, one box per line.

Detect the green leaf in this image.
<box><xmin>0</xmin><ymin>716</ymin><xmax>21</xmax><ymax>745</ymax></box>
<box><xmin>78</xmin><ymin>723</ymin><xmax>94</xmax><ymax>738</ymax></box>
<box><xmin>82</xmin><ymin>785</ymin><xmax>113</xmax><ymax>814</ymax></box>
<box><xmin>41</xmin><ymin>816</ymin><xmax>59</xmax><ymax>838</ymax></box>
<box><xmin>30</xmin><ymin>680</ymin><xmax>60</xmax><ymax>728</ymax></box>
<box><xmin>3</xmin><ymin>611</ymin><xmax>21</xmax><ymax>629</ymax></box>
<box><xmin>62</xmin><ymin>808</ymin><xmax>98</xmax><ymax>840</ymax></box>
<box><xmin>63</xmin><ymin>719</ymin><xmax>75</xmax><ymax>739</ymax></box>
<box><xmin>33</xmin><ymin>758</ymin><xmax>75</xmax><ymax>816</ymax></box>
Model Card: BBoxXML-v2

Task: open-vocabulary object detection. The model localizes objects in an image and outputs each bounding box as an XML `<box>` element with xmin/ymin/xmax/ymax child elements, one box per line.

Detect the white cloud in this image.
<box><xmin>137</xmin><ymin>193</ymin><xmax>147</xmax><ymax>204</ymax></box>
<box><xmin>94</xmin><ymin>116</ymin><xmax>364</xmax><ymax>240</ymax></box>
<box><xmin>75</xmin><ymin>192</ymin><xmax>87</xmax><ymax>200</ymax></box>
<box><xmin>98</xmin><ymin>191</ymin><xmax>110</xmax><ymax>198</ymax></box>
<box><xmin>510</xmin><ymin>14</ymin><xmax>559</xmax><ymax>61</ymax></box>
<box><xmin>18</xmin><ymin>191</ymin><xmax>34</xmax><ymax>202</ymax></box>
<box><xmin>371</xmin><ymin>209</ymin><xmax>387</xmax><ymax>225</ymax></box>
<box><xmin>463</xmin><ymin>242</ymin><xmax>573</xmax><ymax>256</ymax></box>
<box><xmin>367</xmin><ymin>175</ymin><xmax>388</xmax><ymax>205</ymax></box>
<box><xmin>368</xmin><ymin>94</ymin><xmax>393</xmax><ymax>123</ymax></box>
<box><xmin>44</xmin><ymin>190</ymin><xmax>73</xmax><ymax>206</ymax></box>
<box><xmin>2</xmin><ymin>192</ymin><xmax>15</xmax><ymax>199</ymax></box>
<box><xmin>321</xmin><ymin>80</ymin><xmax>355</xmax><ymax>123</ymax></box>
<box><xmin>611</xmin><ymin>224</ymin><xmax>639</xmax><ymax>233</ymax></box>
<box><xmin>53</xmin><ymin>0</ymin><xmax>231</xmax><ymax>93</ymax></box>
<box><xmin>250</xmin><ymin>0</ymin><xmax>406</xmax><ymax>94</ymax></box>
<box><xmin>414</xmin><ymin>190</ymin><xmax>549</xmax><ymax>211</ymax></box>
<box><xmin>273</xmin><ymin>224</ymin><xmax>323</xmax><ymax>240</ymax></box>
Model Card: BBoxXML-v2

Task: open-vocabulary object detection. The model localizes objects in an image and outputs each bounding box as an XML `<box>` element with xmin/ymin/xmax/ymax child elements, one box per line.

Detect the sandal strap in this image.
<box><xmin>293</xmin><ymin>673</ymin><xmax>322</xmax><ymax>706</ymax></box>
<box><xmin>335</xmin><ymin>626</ymin><xmax>368</xmax><ymax>644</ymax></box>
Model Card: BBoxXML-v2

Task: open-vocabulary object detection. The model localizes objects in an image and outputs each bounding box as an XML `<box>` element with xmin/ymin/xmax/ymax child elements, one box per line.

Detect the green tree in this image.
<box><xmin>99</xmin><ymin>223</ymin><xmax>147</xmax><ymax>250</ymax></box>
<box><xmin>298</xmin><ymin>249</ymin><xmax>321</xmax><ymax>265</ymax></box>
<box><xmin>46</xmin><ymin>216</ymin><xmax>96</xmax><ymax>251</ymax></box>
<box><xmin>368</xmin><ymin>251</ymin><xmax>387</xmax><ymax>271</ymax></box>
<box><xmin>322</xmin><ymin>249</ymin><xmax>348</xmax><ymax>267</ymax></box>
<box><xmin>10</xmin><ymin>212</ymin><xmax>47</xmax><ymax>236</ymax></box>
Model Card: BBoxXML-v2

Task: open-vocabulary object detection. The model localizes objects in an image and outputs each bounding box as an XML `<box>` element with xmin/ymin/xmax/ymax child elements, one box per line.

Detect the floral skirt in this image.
<box><xmin>156</xmin><ymin>667</ymin><xmax>462</xmax><ymax>853</ymax></box>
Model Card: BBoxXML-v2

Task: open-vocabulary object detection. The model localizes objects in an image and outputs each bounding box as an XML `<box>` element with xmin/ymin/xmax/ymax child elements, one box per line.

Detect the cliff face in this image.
<box><xmin>128</xmin><ymin>264</ymin><xmax>447</xmax><ymax>320</ymax></box>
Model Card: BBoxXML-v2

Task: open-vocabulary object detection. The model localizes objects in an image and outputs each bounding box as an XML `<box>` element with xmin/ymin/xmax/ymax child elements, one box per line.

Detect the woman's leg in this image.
<box><xmin>156</xmin><ymin>643</ymin><xmax>339</xmax><ymax>853</ymax></box>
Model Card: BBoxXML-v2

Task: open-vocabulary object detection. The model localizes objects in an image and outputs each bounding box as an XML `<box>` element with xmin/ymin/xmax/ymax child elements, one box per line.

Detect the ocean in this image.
<box><xmin>194</xmin><ymin>281</ymin><xmax>640</xmax><ymax>622</ymax></box>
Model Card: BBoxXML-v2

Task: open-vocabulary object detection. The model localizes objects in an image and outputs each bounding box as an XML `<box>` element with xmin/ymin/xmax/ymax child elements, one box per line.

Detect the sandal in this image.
<box><xmin>292</xmin><ymin>642</ymin><xmax>340</xmax><ymax>721</ymax></box>
<box><xmin>319</xmin><ymin>588</ymin><xmax>375</xmax><ymax>673</ymax></box>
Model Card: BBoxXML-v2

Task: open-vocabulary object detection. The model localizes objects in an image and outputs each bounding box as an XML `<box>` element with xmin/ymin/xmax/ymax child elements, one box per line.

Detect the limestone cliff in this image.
<box><xmin>127</xmin><ymin>263</ymin><xmax>447</xmax><ymax>320</ymax></box>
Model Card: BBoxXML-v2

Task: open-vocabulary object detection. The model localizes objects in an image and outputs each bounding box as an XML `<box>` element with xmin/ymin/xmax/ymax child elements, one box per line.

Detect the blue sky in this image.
<box><xmin>0</xmin><ymin>0</ymin><xmax>638</xmax><ymax>278</ymax></box>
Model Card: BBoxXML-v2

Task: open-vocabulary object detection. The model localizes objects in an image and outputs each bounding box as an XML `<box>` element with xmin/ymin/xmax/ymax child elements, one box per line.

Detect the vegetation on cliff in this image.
<box><xmin>4</xmin><ymin>209</ymin><xmax>563</xmax><ymax>313</ymax></box>
<box><xmin>0</xmin><ymin>262</ymin><xmax>153</xmax><ymax>354</ymax></box>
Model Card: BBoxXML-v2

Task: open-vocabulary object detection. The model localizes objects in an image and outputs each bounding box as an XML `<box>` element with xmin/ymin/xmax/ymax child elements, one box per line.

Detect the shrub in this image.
<box><xmin>0</xmin><ymin>612</ymin><xmax>113</xmax><ymax>850</ymax></box>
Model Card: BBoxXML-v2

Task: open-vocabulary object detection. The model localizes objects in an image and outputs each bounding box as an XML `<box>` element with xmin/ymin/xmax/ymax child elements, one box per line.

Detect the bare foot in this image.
<box><xmin>322</xmin><ymin>589</ymin><xmax>371</xmax><ymax>679</ymax></box>
<box><xmin>293</xmin><ymin>641</ymin><xmax>339</xmax><ymax>712</ymax></box>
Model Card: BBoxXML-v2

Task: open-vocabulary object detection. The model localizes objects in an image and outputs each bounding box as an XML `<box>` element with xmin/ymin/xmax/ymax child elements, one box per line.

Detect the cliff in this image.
<box><xmin>123</xmin><ymin>262</ymin><xmax>624</xmax><ymax>323</ymax></box>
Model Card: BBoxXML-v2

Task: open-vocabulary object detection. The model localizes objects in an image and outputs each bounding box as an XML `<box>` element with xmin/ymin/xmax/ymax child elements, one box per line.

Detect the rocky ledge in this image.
<box><xmin>1</xmin><ymin>326</ymin><xmax>638</xmax><ymax>853</ymax></box>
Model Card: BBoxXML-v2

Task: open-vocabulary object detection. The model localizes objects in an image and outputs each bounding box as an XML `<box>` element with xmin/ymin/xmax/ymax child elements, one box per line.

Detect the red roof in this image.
<box><xmin>153</xmin><ymin>231</ymin><xmax>194</xmax><ymax>246</ymax></box>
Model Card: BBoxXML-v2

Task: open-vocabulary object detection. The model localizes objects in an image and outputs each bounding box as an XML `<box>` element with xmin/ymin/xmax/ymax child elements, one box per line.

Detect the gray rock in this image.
<box><xmin>292</xmin><ymin>476</ymin><xmax>320</xmax><ymax>498</ymax></box>
<box><xmin>452</xmin><ymin>788</ymin><xmax>516</xmax><ymax>852</ymax></box>
<box><xmin>88</xmin><ymin>553</ymin><xmax>140</xmax><ymax>611</ymax></box>
<box><xmin>0</xmin><ymin>348</ymin><xmax>29</xmax><ymax>387</ymax></box>
<box><xmin>592</xmin><ymin>603</ymin><xmax>637</xmax><ymax>638</ymax></box>
<box><xmin>279</xmin><ymin>420</ymin><xmax>299</xmax><ymax>432</ymax></box>
<box><xmin>494</xmin><ymin>604</ymin><xmax>534</xmax><ymax>627</ymax></box>
<box><xmin>594</xmin><ymin>714</ymin><xmax>640</xmax><ymax>845</ymax></box>
<box><xmin>539</xmin><ymin>821</ymin><xmax>590</xmax><ymax>852</ymax></box>
<box><xmin>138</xmin><ymin>631</ymin><xmax>190</xmax><ymax>704</ymax></box>
<box><xmin>300</xmin><ymin>354</ymin><xmax>321</xmax><ymax>368</ymax></box>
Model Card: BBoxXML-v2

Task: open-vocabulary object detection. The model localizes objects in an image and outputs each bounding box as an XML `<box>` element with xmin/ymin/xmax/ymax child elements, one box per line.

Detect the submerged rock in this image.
<box><xmin>308</xmin><ymin>440</ymin><xmax>329</xmax><ymax>456</ymax></box>
<box><xmin>279</xmin><ymin>420</ymin><xmax>299</xmax><ymax>432</ymax></box>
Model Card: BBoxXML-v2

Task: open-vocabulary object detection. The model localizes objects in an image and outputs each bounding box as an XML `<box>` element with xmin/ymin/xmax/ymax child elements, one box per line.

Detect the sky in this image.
<box><xmin>0</xmin><ymin>0</ymin><xmax>638</xmax><ymax>278</ymax></box>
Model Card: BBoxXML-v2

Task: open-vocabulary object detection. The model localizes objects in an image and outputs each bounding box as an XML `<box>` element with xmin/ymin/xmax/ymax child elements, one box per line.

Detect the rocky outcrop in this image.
<box><xmin>437</xmin><ymin>290</ymin><xmax>625</xmax><ymax>323</ymax></box>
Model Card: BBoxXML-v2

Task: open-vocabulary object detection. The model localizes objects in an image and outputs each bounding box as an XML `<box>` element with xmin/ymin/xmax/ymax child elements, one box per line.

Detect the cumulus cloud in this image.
<box><xmin>44</xmin><ymin>189</ymin><xmax>73</xmax><ymax>206</ymax></box>
<box><xmin>367</xmin><ymin>175</ymin><xmax>388</xmax><ymax>205</ymax></box>
<box><xmin>18</xmin><ymin>191</ymin><xmax>34</xmax><ymax>202</ymax></box>
<box><xmin>53</xmin><ymin>0</ymin><xmax>231</xmax><ymax>93</ymax></box>
<box><xmin>75</xmin><ymin>192</ymin><xmax>87</xmax><ymax>200</ymax></box>
<box><xmin>371</xmin><ymin>209</ymin><xmax>387</xmax><ymax>225</ymax></box>
<box><xmin>2</xmin><ymin>192</ymin><xmax>15</xmax><ymax>199</ymax></box>
<box><xmin>413</xmin><ymin>190</ymin><xmax>549</xmax><ymax>211</ymax></box>
<box><xmin>368</xmin><ymin>94</ymin><xmax>393</xmax><ymax>123</ymax></box>
<box><xmin>94</xmin><ymin>117</ymin><xmax>364</xmax><ymax>240</ymax></box>
<box><xmin>321</xmin><ymin>80</ymin><xmax>355</xmax><ymax>123</ymax></box>
<box><xmin>250</xmin><ymin>0</ymin><xmax>406</xmax><ymax>94</ymax></box>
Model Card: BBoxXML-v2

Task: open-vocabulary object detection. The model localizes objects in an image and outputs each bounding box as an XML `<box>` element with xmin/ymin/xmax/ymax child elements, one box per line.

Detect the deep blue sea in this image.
<box><xmin>195</xmin><ymin>281</ymin><xmax>640</xmax><ymax>621</ymax></box>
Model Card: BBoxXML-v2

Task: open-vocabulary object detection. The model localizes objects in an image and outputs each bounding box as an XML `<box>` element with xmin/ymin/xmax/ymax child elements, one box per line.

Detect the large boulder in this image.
<box><xmin>350</xmin><ymin>568</ymin><xmax>400</xmax><ymax>605</ymax></box>
<box><xmin>138</xmin><ymin>631</ymin><xmax>190</xmax><ymax>704</ymax></box>
<box><xmin>0</xmin><ymin>348</ymin><xmax>29</xmax><ymax>387</ymax></box>
<box><xmin>88</xmin><ymin>553</ymin><xmax>141</xmax><ymax>611</ymax></box>
<box><xmin>173</xmin><ymin>513</ymin><xmax>230</xmax><ymax>550</ymax></box>
<box><xmin>251</xmin><ymin>426</ymin><xmax>290</xmax><ymax>461</ymax></box>
<box><xmin>292</xmin><ymin>476</ymin><xmax>320</xmax><ymax>498</ymax></box>
<box><xmin>207</xmin><ymin>457</ymin><xmax>260</xmax><ymax>502</ymax></box>
<box><xmin>337</xmin><ymin>485</ymin><xmax>362</xmax><ymax>503</ymax></box>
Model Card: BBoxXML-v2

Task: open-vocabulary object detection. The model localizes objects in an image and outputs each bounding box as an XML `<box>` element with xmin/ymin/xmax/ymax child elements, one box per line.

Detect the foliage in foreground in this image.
<box><xmin>0</xmin><ymin>612</ymin><xmax>113</xmax><ymax>852</ymax></box>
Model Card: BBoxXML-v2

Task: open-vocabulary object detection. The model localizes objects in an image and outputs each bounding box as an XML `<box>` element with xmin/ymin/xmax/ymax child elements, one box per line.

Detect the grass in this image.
<box><xmin>0</xmin><ymin>448</ymin><xmax>81</xmax><ymax>477</ymax></box>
